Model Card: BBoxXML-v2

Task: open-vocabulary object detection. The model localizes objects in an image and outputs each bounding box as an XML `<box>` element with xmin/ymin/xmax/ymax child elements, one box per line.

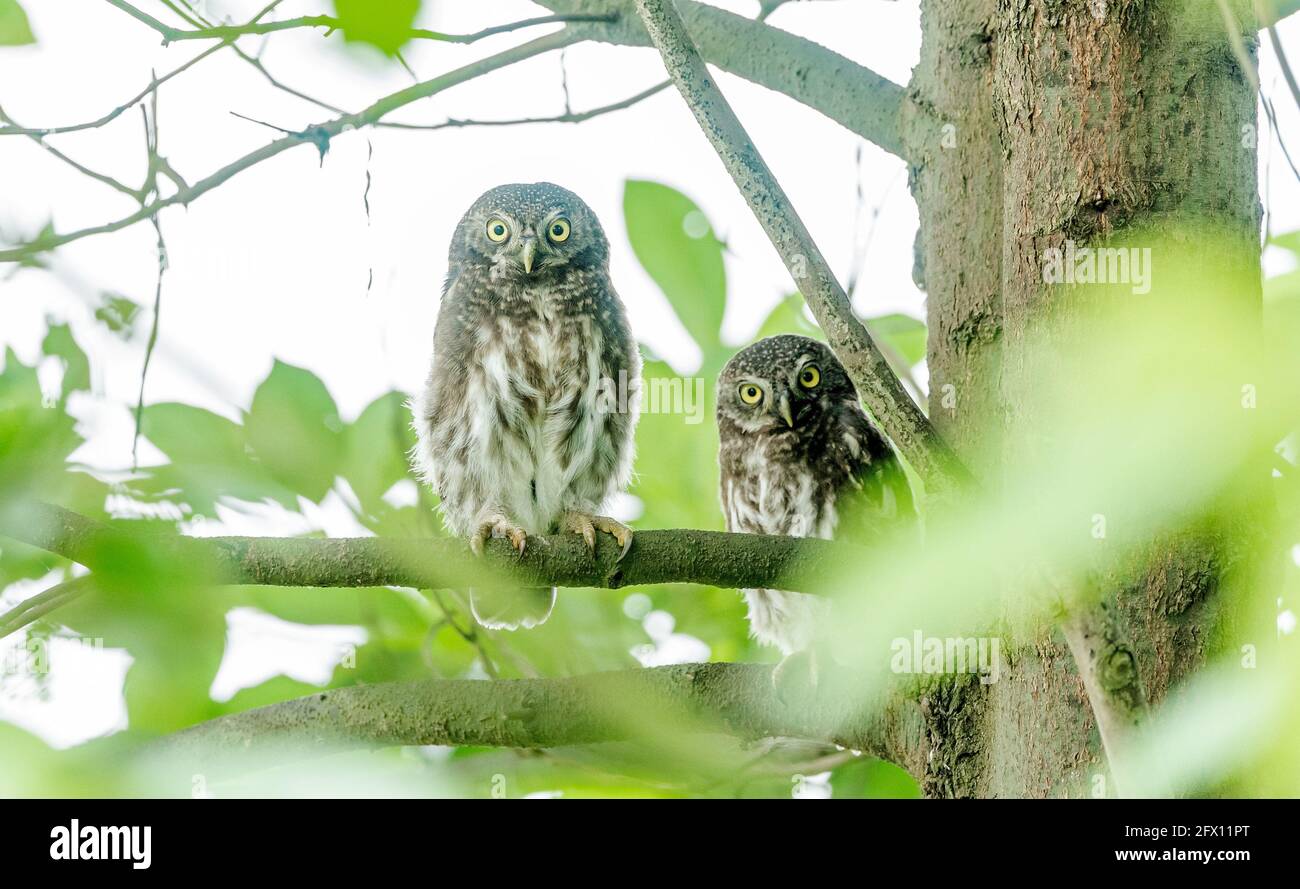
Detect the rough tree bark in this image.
<box><xmin>907</xmin><ymin>0</ymin><xmax>1265</xmax><ymax>797</ymax></box>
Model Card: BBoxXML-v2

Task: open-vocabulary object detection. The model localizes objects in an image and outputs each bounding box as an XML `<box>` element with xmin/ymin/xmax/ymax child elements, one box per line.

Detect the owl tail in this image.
<box><xmin>469</xmin><ymin>586</ymin><xmax>557</xmax><ymax>630</ymax></box>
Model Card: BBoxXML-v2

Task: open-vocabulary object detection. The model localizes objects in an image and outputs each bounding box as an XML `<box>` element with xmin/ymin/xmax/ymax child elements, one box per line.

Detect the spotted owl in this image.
<box><xmin>717</xmin><ymin>334</ymin><xmax>915</xmax><ymax>669</ymax></box>
<box><xmin>413</xmin><ymin>183</ymin><xmax>640</xmax><ymax>630</ymax></box>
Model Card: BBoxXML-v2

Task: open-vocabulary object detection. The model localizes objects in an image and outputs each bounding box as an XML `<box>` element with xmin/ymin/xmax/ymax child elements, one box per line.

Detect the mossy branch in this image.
<box><xmin>2</xmin><ymin>501</ymin><xmax>861</xmax><ymax>595</ymax></box>
<box><xmin>159</xmin><ymin>663</ymin><xmax>927</xmax><ymax>779</ymax></box>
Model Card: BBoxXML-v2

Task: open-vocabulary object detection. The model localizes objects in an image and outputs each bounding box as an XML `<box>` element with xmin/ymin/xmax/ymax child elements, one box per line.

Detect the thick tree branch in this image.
<box><xmin>534</xmin><ymin>0</ymin><xmax>913</xmax><ymax>158</ymax></box>
<box><xmin>160</xmin><ymin>662</ymin><xmax>927</xmax><ymax>779</ymax></box>
<box><xmin>0</xmin><ymin>502</ymin><xmax>863</xmax><ymax>596</ymax></box>
<box><xmin>630</xmin><ymin>0</ymin><xmax>968</xmax><ymax>493</ymax></box>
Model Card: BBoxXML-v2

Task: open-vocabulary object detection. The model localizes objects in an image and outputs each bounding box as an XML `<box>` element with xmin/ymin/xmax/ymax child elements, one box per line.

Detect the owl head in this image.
<box><xmin>717</xmin><ymin>334</ymin><xmax>858</xmax><ymax>435</ymax></box>
<box><xmin>449</xmin><ymin>182</ymin><xmax>608</xmax><ymax>281</ymax></box>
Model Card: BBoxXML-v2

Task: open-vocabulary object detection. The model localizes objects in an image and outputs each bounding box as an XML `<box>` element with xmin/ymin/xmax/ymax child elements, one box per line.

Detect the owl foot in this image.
<box><xmin>560</xmin><ymin>512</ymin><xmax>633</xmax><ymax>561</ymax></box>
<box><xmin>772</xmin><ymin>648</ymin><xmax>820</xmax><ymax>705</ymax></box>
<box><xmin>469</xmin><ymin>513</ymin><xmax>528</xmax><ymax>558</ymax></box>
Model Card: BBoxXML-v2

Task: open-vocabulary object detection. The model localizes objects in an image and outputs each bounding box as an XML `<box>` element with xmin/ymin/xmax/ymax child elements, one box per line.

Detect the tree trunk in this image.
<box><xmin>909</xmin><ymin>0</ymin><xmax>1263</xmax><ymax>797</ymax></box>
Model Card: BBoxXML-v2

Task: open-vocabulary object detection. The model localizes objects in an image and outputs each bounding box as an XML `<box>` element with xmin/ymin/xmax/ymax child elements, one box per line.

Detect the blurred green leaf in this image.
<box><xmin>343</xmin><ymin>390</ymin><xmax>416</xmax><ymax>516</ymax></box>
<box><xmin>41</xmin><ymin>323</ymin><xmax>90</xmax><ymax>399</ymax></box>
<box><xmin>832</xmin><ymin>757</ymin><xmax>922</xmax><ymax>798</ymax></box>
<box><xmin>139</xmin><ymin>403</ymin><xmax>283</xmax><ymax>515</ymax></box>
<box><xmin>755</xmin><ymin>293</ymin><xmax>823</xmax><ymax>342</ymax></box>
<box><xmin>624</xmin><ymin>180</ymin><xmax>727</xmax><ymax>357</ymax></box>
<box><xmin>245</xmin><ymin>360</ymin><xmax>344</xmax><ymax>502</ymax></box>
<box><xmin>332</xmin><ymin>0</ymin><xmax>420</xmax><ymax>56</ymax></box>
<box><xmin>94</xmin><ymin>292</ymin><xmax>142</xmax><ymax>338</ymax></box>
<box><xmin>0</xmin><ymin>0</ymin><xmax>34</xmax><ymax>47</ymax></box>
<box><xmin>865</xmin><ymin>312</ymin><xmax>927</xmax><ymax>366</ymax></box>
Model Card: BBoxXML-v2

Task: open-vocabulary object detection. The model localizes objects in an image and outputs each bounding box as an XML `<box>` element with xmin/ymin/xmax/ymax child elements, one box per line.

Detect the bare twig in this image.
<box><xmin>0</xmin><ymin>576</ymin><xmax>96</xmax><ymax>640</ymax></box>
<box><xmin>0</xmin><ymin>2</ymin><xmax>284</xmax><ymax>137</ymax></box>
<box><xmin>0</xmin><ymin>30</ymin><xmax>577</xmax><ymax>264</ymax></box>
<box><xmin>378</xmin><ymin>79</ymin><xmax>670</xmax><ymax>131</ymax></box>
<box><xmin>1266</xmin><ymin>25</ymin><xmax>1300</xmax><ymax>112</ymax></box>
<box><xmin>106</xmin><ymin>2</ymin><xmax>616</xmax><ymax>45</ymax></box>
<box><xmin>630</xmin><ymin>0</ymin><xmax>967</xmax><ymax>491</ymax></box>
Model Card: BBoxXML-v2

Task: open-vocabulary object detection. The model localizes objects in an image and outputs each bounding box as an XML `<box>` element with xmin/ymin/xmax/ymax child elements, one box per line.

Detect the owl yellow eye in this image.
<box><xmin>738</xmin><ymin>383</ymin><xmax>763</xmax><ymax>405</ymax></box>
<box><xmin>798</xmin><ymin>365</ymin><xmax>821</xmax><ymax>389</ymax></box>
<box><xmin>486</xmin><ymin>218</ymin><xmax>510</xmax><ymax>242</ymax></box>
<box><xmin>548</xmin><ymin>217</ymin><xmax>571</xmax><ymax>243</ymax></box>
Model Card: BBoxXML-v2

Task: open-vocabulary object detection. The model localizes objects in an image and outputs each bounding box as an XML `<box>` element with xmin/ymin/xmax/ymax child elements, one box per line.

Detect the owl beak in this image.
<box><xmin>519</xmin><ymin>237</ymin><xmax>538</xmax><ymax>274</ymax></box>
<box><xmin>777</xmin><ymin>392</ymin><xmax>795</xmax><ymax>428</ymax></box>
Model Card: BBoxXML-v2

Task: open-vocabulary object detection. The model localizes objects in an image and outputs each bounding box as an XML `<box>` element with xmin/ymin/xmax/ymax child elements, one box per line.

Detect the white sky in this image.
<box><xmin>1</xmin><ymin>0</ymin><xmax>1298</xmax><ymax>750</ymax></box>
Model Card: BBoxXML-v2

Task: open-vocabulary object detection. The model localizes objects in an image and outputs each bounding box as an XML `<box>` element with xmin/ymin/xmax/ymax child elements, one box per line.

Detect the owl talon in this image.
<box><xmin>560</xmin><ymin>511</ymin><xmax>597</xmax><ymax>554</ymax></box>
<box><xmin>561</xmin><ymin>513</ymin><xmax>633</xmax><ymax>560</ymax></box>
<box><xmin>592</xmin><ymin>515</ymin><xmax>633</xmax><ymax>561</ymax></box>
<box><xmin>470</xmin><ymin>514</ymin><xmax>529</xmax><ymax>559</ymax></box>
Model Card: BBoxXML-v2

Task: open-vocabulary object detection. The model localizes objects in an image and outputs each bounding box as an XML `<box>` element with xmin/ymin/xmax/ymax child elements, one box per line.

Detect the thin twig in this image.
<box><xmin>0</xmin><ymin>1</ymin><xmax>284</xmax><ymax>137</ymax></box>
<box><xmin>377</xmin><ymin>80</ymin><xmax>670</xmax><ymax>131</ymax></box>
<box><xmin>0</xmin><ymin>576</ymin><xmax>96</xmax><ymax>640</ymax></box>
<box><xmin>1266</xmin><ymin>25</ymin><xmax>1300</xmax><ymax>112</ymax></box>
<box><xmin>0</xmin><ymin>30</ymin><xmax>578</xmax><ymax>264</ymax></box>
<box><xmin>106</xmin><ymin>2</ymin><xmax>615</xmax><ymax>45</ymax></box>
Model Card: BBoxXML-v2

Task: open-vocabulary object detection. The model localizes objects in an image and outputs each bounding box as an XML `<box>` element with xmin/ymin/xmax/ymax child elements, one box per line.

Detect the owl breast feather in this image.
<box><xmin>429</xmin><ymin>309</ymin><xmax>612</xmax><ymax>537</ymax></box>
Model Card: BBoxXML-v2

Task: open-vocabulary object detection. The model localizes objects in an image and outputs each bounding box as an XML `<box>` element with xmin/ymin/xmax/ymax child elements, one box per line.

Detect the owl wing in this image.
<box><xmin>832</xmin><ymin>409</ymin><xmax>916</xmax><ymax>547</ymax></box>
<box><xmin>412</xmin><ymin>272</ymin><xmax>475</xmax><ymax>516</ymax></box>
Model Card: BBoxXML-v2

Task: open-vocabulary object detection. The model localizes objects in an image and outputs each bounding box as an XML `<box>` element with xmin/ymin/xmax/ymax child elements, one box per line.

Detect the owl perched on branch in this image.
<box><xmin>717</xmin><ymin>334</ymin><xmax>915</xmax><ymax>683</ymax></box>
<box><xmin>414</xmin><ymin>183</ymin><xmax>640</xmax><ymax>630</ymax></box>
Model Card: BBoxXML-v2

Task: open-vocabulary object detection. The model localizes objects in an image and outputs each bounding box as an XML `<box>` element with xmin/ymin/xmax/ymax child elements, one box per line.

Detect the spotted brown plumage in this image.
<box><xmin>413</xmin><ymin>183</ymin><xmax>640</xmax><ymax>629</ymax></box>
<box><xmin>716</xmin><ymin>334</ymin><xmax>915</xmax><ymax>671</ymax></box>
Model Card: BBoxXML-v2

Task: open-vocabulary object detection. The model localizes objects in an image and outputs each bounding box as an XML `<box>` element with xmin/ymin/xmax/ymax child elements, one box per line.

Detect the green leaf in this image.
<box><xmin>831</xmin><ymin>757</ymin><xmax>923</xmax><ymax>799</ymax></box>
<box><xmin>342</xmin><ymin>390</ymin><xmax>416</xmax><ymax>515</ymax></box>
<box><xmin>755</xmin><ymin>293</ymin><xmax>823</xmax><ymax>342</ymax></box>
<box><xmin>143</xmin><ymin>403</ymin><xmax>245</xmax><ymax>467</ymax></box>
<box><xmin>41</xmin><ymin>323</ymin><xmax>90</xmax><ymax>399</ymax></box>
<box><xmin>94</xmin><ymin>292</ymin><xmax>142</xmax><ymax>337</ymax></box>
<box><xmin>865</xmin><ymin>312</ymin><xmax>927</xmax><ymax>366</ymax></box>
<box><xmin>624</xmin><ymin>180</ymin><xmax>727</xmax><ymax>357</ymax></box>
<box><xmin>0</xmin><ymin>0</ymin><xmax>34</xmax><ymax>47</ymax></box>
<box><xmin>332</xmin><ymin>0</ymin><xmax>420</xmax><ymax>56</ymax></box>
<box><xmin>245</xmin><ymin>360</ymin><xmax>344</xmax><ymax>502</ymax></box>
<box><xmin>1268</xmin><ymin>230</ymin><xmax>1300</xmax><ymax>258</ymax></box>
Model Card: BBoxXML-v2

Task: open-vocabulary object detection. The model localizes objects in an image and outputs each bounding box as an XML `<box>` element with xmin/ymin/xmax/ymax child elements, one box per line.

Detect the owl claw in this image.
<box><xmin>560</xmin><ymin>512</ymin><xmax>597</xmax><ymax>554</ymax></box>
<box><xmin>561</xmin><ymin>513</ymin><xmax>633</xmax><ymax>561</ymax></box>
<box><xmin>470</xmin><ymin>515</ymin><xmax>528</xmax><ymax>558</ymax></box>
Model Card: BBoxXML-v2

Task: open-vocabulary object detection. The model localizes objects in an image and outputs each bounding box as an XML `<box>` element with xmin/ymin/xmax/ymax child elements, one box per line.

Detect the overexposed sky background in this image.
<box><xmin>1</xmin><ymin>0</ymin><xmax>1298</xmax><ymax>748</ymax></box>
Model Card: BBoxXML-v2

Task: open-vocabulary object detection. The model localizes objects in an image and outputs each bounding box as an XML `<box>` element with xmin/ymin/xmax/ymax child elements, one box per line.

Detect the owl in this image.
<box><xmin>413</xmin><ymin>183</ymin><xmax>640</xmax><ymax>630</ymax></box>
<box><xmin>717</xmin><ymin>334</ymin><xmax>915</xmax><ymax>680</ymax></box>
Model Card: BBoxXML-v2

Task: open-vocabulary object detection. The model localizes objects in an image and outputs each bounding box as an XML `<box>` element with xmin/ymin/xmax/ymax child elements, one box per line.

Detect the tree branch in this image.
<box><xmin>159</xmin><ymin>662</ymin><xmax>927</xmax><ymax>779</ymax></box>
<box><xmin>106</xmin><ymin>2</ymin><xmax>615</xmax><ymax>45</ymax></box>
<box><xmin>629</xmin><ymin>0</ymin><xmax>968</xmax><ymax>493</ymax></box>
<box><xmin>535</xmin><ymin>0</ymin><xmax>912</xmax><ymax>158</ymax></box>
<box><xmin>0</xmin><ymin>30</ymin><xmax>576</xmax><ymax>263</ymax></box>
<box><xmin>0</xmin><ymin>502</ymin><xmax>864</xmax><ymax>596</ymax></box>
<box><xmin>0</xmin><ymin>575</ymin><xmax>95</xmax><ymax>640</ymax></box>
<box><xmin>1061</xmin><ymin>600</ymin><xmax>1152</xmax><ymax>798</ymax></box>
